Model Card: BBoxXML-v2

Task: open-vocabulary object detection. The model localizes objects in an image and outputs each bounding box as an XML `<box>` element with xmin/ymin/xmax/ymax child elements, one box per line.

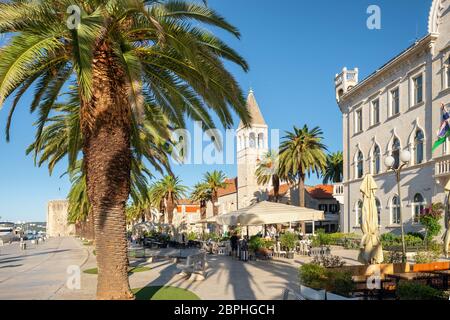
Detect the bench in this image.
<box><xmin>177</xmin><ymin>253</ymin><xmax>207</xmax><ymax>281</ymax></box>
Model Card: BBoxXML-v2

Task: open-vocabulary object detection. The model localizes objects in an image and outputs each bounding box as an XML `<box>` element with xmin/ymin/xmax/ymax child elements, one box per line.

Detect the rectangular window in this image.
<box><xmin>413</xmin><ymin>75</ymin><xmax>423</xmax><ymax>105</ymax></box>
<box><xmin>371</xmin><ymin>99</ymin><xmax>380</xmax><ymax>125</ymax></box>
<box><xmin>355</xmin><ymin>109</ymin><xmax>362</xmax><ymax>133</ymax></box>
<box><xmin>391</xmin><ymin>88</ymin><xmax>400</xmax><ymax>115</ymax></box>
<box><xmin>319</xmin><ymin>204</ymin><xmax>328</xmax><ymax>212</ymax></box>
<box><xmin>329</xmin><ymin>204</ymin><xmax>339</xmax><ymax>213</ymax></box>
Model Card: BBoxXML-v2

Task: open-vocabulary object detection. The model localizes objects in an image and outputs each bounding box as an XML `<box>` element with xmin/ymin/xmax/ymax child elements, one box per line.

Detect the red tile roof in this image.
<box><xmin>269</xmin><ymin>184</ymin><xmax>334</xmax><ymax>200</ymax></box>
<box><xmin>269</xmin><ymin>183</ymin><xmax>290</xmax><ymax>196</ymax></box>
<box><xmin>217</xmin><ymin>178</ymin><xmax>238</xmax><ymax>197</ymax></box>
<box><xmin>306</xmin><ymin>185</ymin><xmax>334</xmax><ymax>199</ymax></box>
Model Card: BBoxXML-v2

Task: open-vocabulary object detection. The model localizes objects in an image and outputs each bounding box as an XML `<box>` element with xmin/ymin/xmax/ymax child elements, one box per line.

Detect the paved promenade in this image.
<box><xmin>0</xmin><ymin>237</ymin><xmax>361</xmax><ymax>300</ymax></box>
<box><xmin>0</xmin><ymin>237</ymin><xmax>89</xmax><ymax>299</ymax></box>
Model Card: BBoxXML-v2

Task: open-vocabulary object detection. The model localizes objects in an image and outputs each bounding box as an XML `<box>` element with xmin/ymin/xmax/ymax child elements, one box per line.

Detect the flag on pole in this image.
<box><xmin>432</xmin><ymin>103</ymin><xmax>450</xmax><ymax>152</ymax></box>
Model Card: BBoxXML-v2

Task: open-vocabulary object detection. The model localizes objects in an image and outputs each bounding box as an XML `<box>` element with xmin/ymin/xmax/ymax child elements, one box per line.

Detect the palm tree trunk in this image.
<box><xmin>81</xmin><ymin>42</ymin><xmax>133</xmax><ymax>300</ymax></box>
<box><xmin>200</xmin><ymin>200</ymin><xmax>207</xmax><ymax>220</ymax></box>
<box><xmin>167</xmin><ymin>198</ymin><xmax>175</xmax><ymax>225</ymax></box>
<box><xmin>200</xmin><ymin>200</ymin><xmax>207</xmax><ymax>235</ymax></box>
<box><xmin>298</xmin><ymin>173</ymin><xmax>305</xmax><ymax>207</ymax></box>
<box><xmin>273</xmin><ymin>174</ymin><xmax>280</xmax><ymax>203</ymax></box>
<box><xmin>85</xmin><ymin>209</ymin><xmax>95</xmax><ymax>242</ymax></box>
<box><xmin>212</xmin><ymin>191</ymin><xmax>219</xmax><ymax>216</ymax></box>
<box><xmin>159</xmin><ymin>200</ymin><xmax>165</xmax><ymax>224</ymax></box>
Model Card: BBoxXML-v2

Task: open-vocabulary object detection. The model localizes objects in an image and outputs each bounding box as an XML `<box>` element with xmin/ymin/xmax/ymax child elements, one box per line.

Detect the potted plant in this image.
<box><xmin>280</xmin><ymin>232</ymin><xmax>297</xmax><ymax>259</ymax></box>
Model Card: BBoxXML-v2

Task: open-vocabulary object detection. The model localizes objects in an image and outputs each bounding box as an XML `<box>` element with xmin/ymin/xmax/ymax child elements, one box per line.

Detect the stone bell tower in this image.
<box><xmin>236</xmin><ymin>90</ymin><xmax>269</xmax><ymax>209</ymax></box>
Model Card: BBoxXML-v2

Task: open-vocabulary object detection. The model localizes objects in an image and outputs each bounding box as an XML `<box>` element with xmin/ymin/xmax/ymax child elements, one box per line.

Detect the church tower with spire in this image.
<box><xmin>236</xmin><ymin>90</ymin><xmax>269</xmax><ymax>209</ymax></box>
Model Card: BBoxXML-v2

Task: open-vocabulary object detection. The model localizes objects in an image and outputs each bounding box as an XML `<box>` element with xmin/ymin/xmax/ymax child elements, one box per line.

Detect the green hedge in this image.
<box><xmin>298</xmin><ymin>263</ymin><xmax>354</xmax><ymax>297</ymax></box>
<box><xmin>397</xmin><ymin>281</ymin><xmax>446</xmax><ymax>300</ymax></box>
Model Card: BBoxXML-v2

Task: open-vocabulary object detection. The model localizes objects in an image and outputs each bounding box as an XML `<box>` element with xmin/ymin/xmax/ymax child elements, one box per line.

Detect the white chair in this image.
<box><xmin>274</xmin><ymin>242</ymin><xmax>287</xmax><ymax>258</ymax></box>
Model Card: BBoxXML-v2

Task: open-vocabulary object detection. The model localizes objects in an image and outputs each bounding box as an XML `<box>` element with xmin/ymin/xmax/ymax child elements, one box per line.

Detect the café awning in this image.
<box><xmin>215</xmin><ymin>201</ymin><xmax>326</xmax><ymax>226</ymax></box>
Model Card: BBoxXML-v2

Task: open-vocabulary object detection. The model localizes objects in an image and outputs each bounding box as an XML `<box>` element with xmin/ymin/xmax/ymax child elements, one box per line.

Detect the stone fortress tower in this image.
<box><xmin>47</xmin><ymin>200</ymin><xmax>75</xmax><ymax>237</ymax></box>
<box><xmin>236</xmin><ymin>90</ymin><xmax>270</xmax><ymax>209</ymax></box>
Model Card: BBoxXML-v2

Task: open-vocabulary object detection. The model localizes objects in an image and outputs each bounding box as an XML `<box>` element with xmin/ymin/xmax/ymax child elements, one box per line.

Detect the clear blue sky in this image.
<box><xmin>0</xmin><ymin>0</ymin><xmax>432</xmax><ymax>222</ymax></box>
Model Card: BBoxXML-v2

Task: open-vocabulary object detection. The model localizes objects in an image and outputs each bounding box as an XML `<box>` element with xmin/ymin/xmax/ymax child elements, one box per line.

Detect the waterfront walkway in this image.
<box><xmin>0</xmin><ymin>237</ymin><xmax>361</xmax><ymax>300</ymax></box>
<box><xmin>0</xmin><ymin>237</ymin><xmax>89</xmax><ymax>299</ymax></box>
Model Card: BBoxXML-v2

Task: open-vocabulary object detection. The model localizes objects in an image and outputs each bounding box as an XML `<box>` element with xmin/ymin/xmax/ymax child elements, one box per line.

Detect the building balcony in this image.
<box><xmin>434</xmin><ymin>154</ymin><xmax>450</xmax><ymax>179</ymax></box>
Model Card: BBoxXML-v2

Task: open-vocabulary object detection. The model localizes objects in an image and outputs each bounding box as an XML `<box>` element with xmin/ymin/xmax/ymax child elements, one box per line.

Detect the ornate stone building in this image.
<box><xmin>335</xmin><ymin>0</ymin><xmax>450</xmax><ymax>234</ymax></box>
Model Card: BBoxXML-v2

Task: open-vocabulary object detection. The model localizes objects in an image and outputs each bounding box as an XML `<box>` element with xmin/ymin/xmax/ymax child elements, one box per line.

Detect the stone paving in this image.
<box><xmin>0</xmin><ymin>237</ymin><xmax>362</xmax><ymax>300</ymax></box>
<box><xmin>0</xmin><ymin>237</ymin><xmax>89</xmax><ymax>299</ymax></box>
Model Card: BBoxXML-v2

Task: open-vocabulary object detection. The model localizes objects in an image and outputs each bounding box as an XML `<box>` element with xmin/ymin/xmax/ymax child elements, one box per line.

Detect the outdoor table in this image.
<box><xmin>386</xmin><ymin>272</ymin><xmax>440</xmax><ymax>287</ymax></box>
<box><xmin>431</xmin><ymin>270</ymin><xmax>450</xmax><ymax>290</ymax></box>
<box><xmin>351</xmin><ymin>275</ymin><xmax>393</xmax><ymax>300</ymax></box>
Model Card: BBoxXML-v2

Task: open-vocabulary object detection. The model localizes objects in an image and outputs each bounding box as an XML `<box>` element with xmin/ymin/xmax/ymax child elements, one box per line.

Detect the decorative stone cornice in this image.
<box><xmin>428</xmin><ymin>0</ymin><xmax>446</xmax><ymax>34</ymax></box>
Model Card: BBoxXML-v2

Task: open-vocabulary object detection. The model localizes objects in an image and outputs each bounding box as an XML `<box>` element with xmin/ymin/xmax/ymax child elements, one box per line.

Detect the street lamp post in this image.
<box><xmin>384</xmin><ymin>150</ymin><xmax>411</xmax><ymax>263</ymax></box>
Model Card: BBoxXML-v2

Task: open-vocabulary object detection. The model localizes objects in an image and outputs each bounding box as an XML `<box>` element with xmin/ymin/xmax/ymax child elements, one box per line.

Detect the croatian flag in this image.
<box><xmin>433</xmin><ymin>104</ymin><xmax>450</xmax><ymax>152</ymax></box>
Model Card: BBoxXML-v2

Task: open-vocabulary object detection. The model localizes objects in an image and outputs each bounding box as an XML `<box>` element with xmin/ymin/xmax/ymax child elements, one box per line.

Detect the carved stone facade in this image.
<box><xmin>336</xmin><ymin>0</ymin><xmax>450</xmax><ymax>235</ymax></box>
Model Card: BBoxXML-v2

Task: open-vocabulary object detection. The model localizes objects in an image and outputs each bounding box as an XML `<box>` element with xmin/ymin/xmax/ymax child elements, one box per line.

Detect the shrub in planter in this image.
<box><xmin>249</xmin><ymin>236</ymin><xmax>264</xmax><ymax>252</ymax></box>
<box><xmin>397</xmin><ymin>281</ymin><xmax>445</xmax><ymax>300</ymax></box>
<box><xmin>414</xmin><ymin>250</ymin><xmax>440</xmax><ymax>264</ymax></box>
<box><xmin>311</xmin><ymin>229</ymin><xmax>332</xmax><ymax>247</ymax></box>
<box><xmin>382</xmin><ymin>251</ymin><xmax>403</xmax><ymax>264</ymax></box>
<box><xmin>298</xmin><ymin>264</ymin><xmax>354</xmax><ymax>296</ymax></box>
<box><xmin>312</xmin><ymin>255</ymin><xmax>346</xmax><ymax>268</ymax></box>
<box><xmin>420</xmin><ymin>203</ymin><xmax>444</xmax><ymax>241</ymax></box>
<box><xmin>326</xmin><ymin>270</ymin><xmax>354</xmax><ymax>297</ymax></box>
<box><xmin>187</xmin><ymin>231</ymin><xmax>198</xmax><ymax>241</ymax></box>
<box><xmin>280</xmin><ymin>232</ymin><xmax>297</xmax><ymax>253</ymax></box>
<box><xmin>298</xmin><ymin>264</ymin><xmax>327</xmax><ymax>290</ymax></box>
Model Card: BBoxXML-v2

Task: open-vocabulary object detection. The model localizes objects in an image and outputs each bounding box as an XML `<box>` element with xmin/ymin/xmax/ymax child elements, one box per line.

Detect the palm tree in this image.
<box><xmin>255</xmin><ymin>150</ymin><xmax>282</xmax><ymax>202</ymax></box>
<box><xmin>322</xmin><ymin>151</ymin><xmax>343</xmax><ymax>184</ymax></box>
<box><xmin>279</xmin><ymin>125</ymin><xmax>327</xmax><ymax>207</ymax></box>
<box><xmin>0</xmin><ymin>0</ymin><xmax>250</xmax><ymax>299</ymax></box>
<box><xmin>26</xmin><ymin>89</ymin><xmax>172</xmax><ymax>242</ymax></box>
<box><xmin>190</xmin><ymin>182</ymin><xmax>212</xmax><ymax>221</ymax></box>
<box><xmin>203</xmin><ymin>171</ymin><xmax>227</xmax><ymax>216</ymax></box>
<box><xmin>149</xmin><ymin>176</ymin><xmax>188</xmax><ymax>225</ymax></box>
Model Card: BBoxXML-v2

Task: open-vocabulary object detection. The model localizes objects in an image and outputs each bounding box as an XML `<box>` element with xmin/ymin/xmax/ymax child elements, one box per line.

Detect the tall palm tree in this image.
<box><xmin>190</xmin><ymin>182</ymin><xmax>212</xmax><ymax>221</ymax></box>
<box><xmin>322</xmin><ymin>151</ymin><xmax>343</xmax><ymax>184</ymax></box>
<box><xmin>149</xmin><ymin>176</ymin><xmax>188</xmax><ymax>225</ymax></box>
<box><xmin>26</xmin><ymin>89</ymin><xmax>172</xmax><ymax>242</ymax></box>
<box><xmin>203</xmin><ymin>170</ymin><xmax>227</xmax><ymax>216</ymax></box>
<box><xmin>279</xmin><ymin>125</ymin><xmax>327</xmax><ymax>207</ymax></box>
<box><xmin>255</xmin><ymin>150</ymin><xmax>282</xmax><ymax>202</ymax></box>
<box><xmin>0</xmin><ymin>1</ymin><xmax>250</xmax><ymax>299</ymax></box>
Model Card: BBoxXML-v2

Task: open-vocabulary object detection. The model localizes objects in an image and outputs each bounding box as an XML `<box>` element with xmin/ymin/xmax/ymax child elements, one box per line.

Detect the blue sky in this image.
<box><xmin>0</xmin><ymin>0</ymin><xmax>432</xmax><ymax>222</ymax></box>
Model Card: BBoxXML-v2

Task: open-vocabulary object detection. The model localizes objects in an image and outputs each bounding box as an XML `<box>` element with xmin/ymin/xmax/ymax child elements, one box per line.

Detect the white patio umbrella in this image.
<box><xmin>215</xmin><ymin>201</ymin><xmax>325</xmax><ymax>226</ymax></box>
<box><xmin>443</xmin><ymin>179</ymin><xmax>450</xmax><ymax>258</ymax></box>
<box><xmin>358</xmin><ymin>174</ymin><xmax>383</xmax><ymax>264</ymax></box>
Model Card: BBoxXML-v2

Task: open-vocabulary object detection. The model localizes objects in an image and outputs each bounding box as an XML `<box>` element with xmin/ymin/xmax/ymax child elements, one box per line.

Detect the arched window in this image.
<box><xmin>356</xmin><ymin>200</ymin><xmax>363</xmax><ymax>226</ymax></box>
<box><xmin>375</xmin><ymin>198</ymin><xmax>381</xmax><ymax>226</ymax></box>
<box><xmin>412</xmin><ymin>193</ymin><xmax>425</xmax><ymax>223</ymax></box>
<box><xmin>357</xmin><ymin>151</ymin><xmax>364</xmax><ymax>179</ymax></box>
<box><xmin>257</xmin><ymin>133</ymin><xmax>264</xmax><ymax>149</ymax></box>
<box><xmin>391</xmin><ymin>196</ymin><xmax>401</xmax><ymax>225</ymax></box>
<box><xmin>392</xmin><ymin>138</ymin><xmax>400</xmax><ymax>169</ymax></box>
<box><xmin>415</xmin><ymin>130</ymin><xmax>424</xmax><ymax>164</ymax></box>
<box><xmin>372</xmin><ymin>145</ymin><xmax>381</xmax><ymax>174</ymax></box>
<box><xmin>249</xmin><ymin>133</ymin><xmax>256</xmax><ymax>148</ymax></box>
